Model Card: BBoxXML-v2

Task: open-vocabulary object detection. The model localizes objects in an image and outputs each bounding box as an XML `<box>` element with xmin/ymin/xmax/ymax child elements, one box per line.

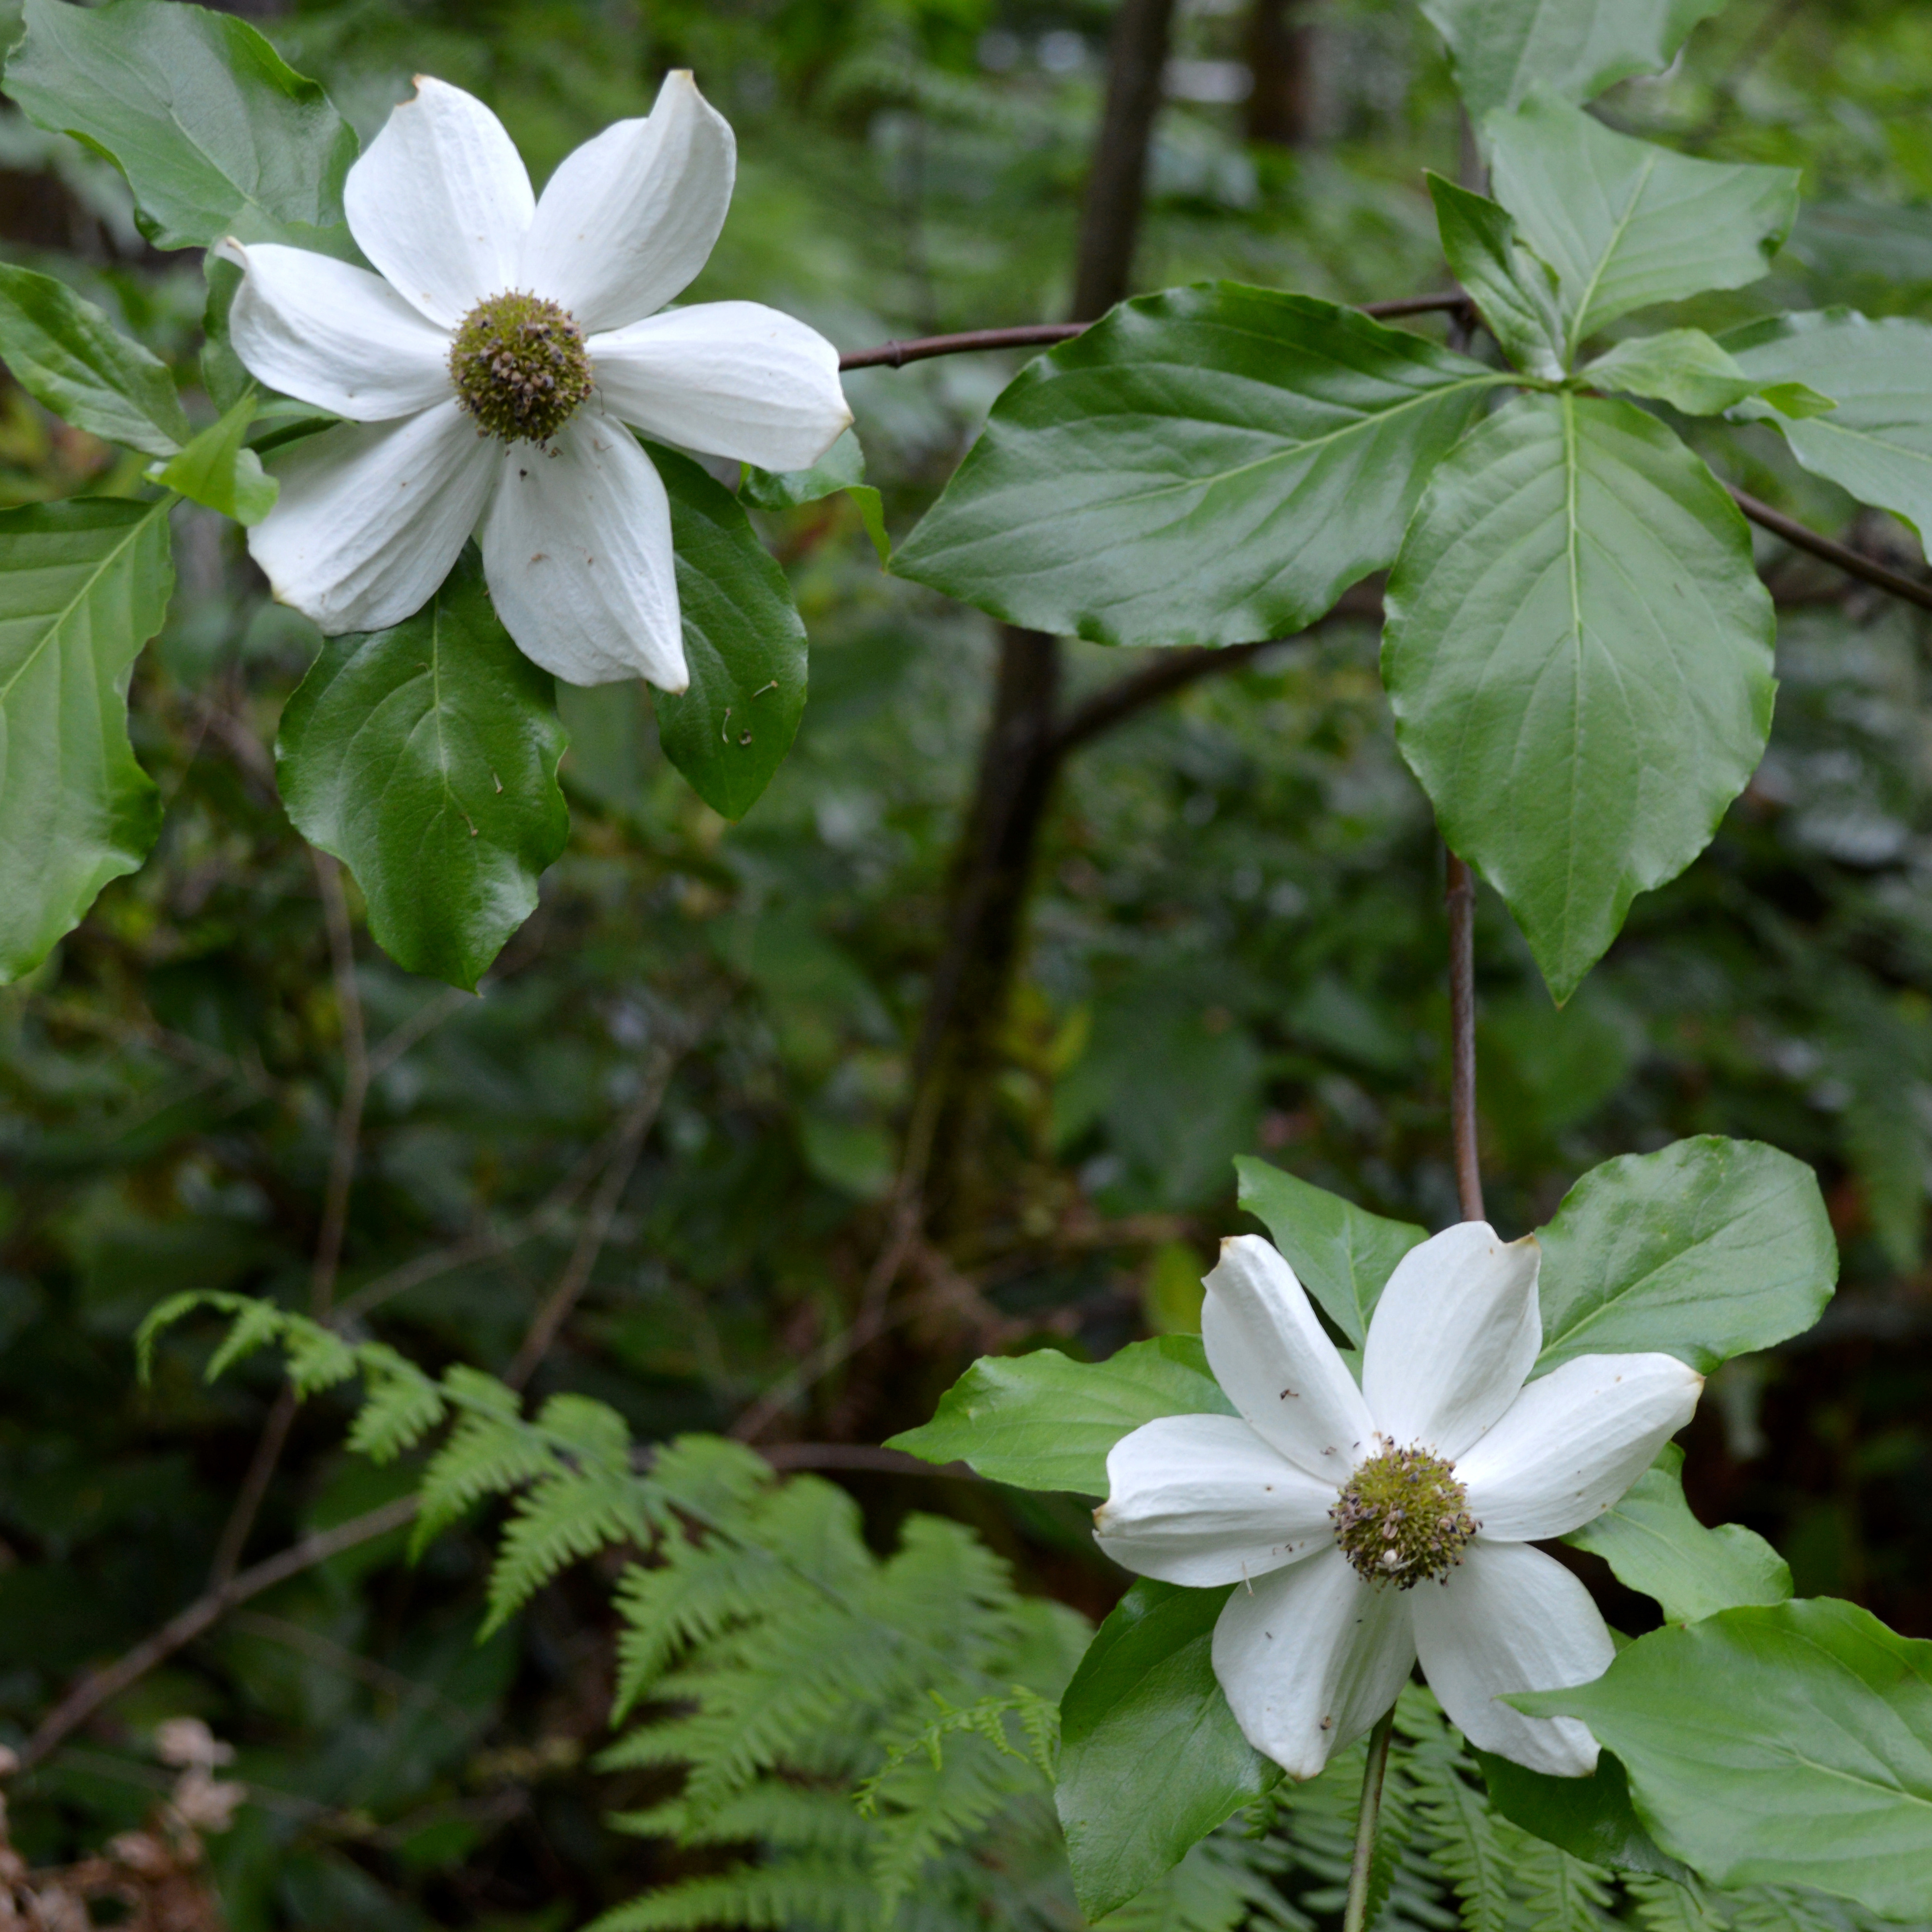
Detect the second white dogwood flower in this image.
<box><xmin>1094</xmin><ymin>1227</ymin><xmax>1701</xmax><ymax>1778</ymax></box>
<box><xmin>225</xmin><ymin>72</ymin><xmax>851</xmax><ymax>690</ymax></box>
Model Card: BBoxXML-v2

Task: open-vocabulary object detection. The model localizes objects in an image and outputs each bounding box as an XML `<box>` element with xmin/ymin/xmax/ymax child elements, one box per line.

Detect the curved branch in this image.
<box><xmin>1729</xmin><ymin>487</ymin><xmax>1932</xmax><ymax>616</ymax></box>
<box><xmin>837</xmin><ymin>294</ymin><xmax>1468</xmax><ymax>372</ymax></box>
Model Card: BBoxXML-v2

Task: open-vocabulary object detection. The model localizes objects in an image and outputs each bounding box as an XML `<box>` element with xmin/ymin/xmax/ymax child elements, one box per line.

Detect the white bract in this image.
<box><xmin>1094</xmin><ymin>1227</ymin><xmax>1702</xmax><ymax>1778</ymax></box>
<box><xmin>224</xmin><ymin>72</ymin><xmax>852</xmax><ymax>691</ymax></box>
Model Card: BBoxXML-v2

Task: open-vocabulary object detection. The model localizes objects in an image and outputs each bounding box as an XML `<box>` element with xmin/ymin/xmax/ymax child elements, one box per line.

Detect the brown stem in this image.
<box><xmin>22</xmin><ymin>1495</ymin><xmax>419</xmax><ymax>1773</ymax></box>
<box><xmin>1073</xmin><ymin>0</ymin><xmax>1178</xmax><ymax>319</ymax></box>
<box><xmin>1445</xmin><ymin>852</ymin><xmax>1483</xmax><ymax>1223</ymax></box>
<box><xmin>1728</xmin><ymin>486</ymin><xmax>1932</xmax><ymax>616</ymax></box>
<box><xmin>836</xmin><ymin>295</ymin><xmax>1466</xmax><ymax>371</ymax></box>
<box><xmin>206</xmin><ymin>1385</ymin><xmax>296</xmax><ymax>1590</ymax></box>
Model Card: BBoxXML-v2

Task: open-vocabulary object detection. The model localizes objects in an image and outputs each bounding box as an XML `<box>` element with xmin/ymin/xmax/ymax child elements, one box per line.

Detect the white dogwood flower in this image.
<box><xmin>1094</xmin><ymin>1227</ymin><xmax>1701</xmax><ymax>1778</ymax></box>
<box><xmin>224</xmin><ymin>72</ymin><xmax>851</xmax><ymax>691</ymax></box>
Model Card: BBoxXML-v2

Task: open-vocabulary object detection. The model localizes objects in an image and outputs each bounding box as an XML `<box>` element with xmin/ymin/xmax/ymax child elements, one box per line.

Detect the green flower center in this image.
<box><xmin>448</xmin><ymin>290</ymin><xmax>594</xmax><ymax>444</ymax></box>
<box><xmin>1330</xmin><ymin>1437</ymin><xmax>1478</xmax><ymax>1589</ymax></box>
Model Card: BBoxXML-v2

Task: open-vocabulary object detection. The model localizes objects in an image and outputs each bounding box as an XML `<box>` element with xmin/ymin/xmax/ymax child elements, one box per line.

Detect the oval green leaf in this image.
<box><xmin>5</xmin><ymin>0</ymin><xmax>359</xmax><ymax>251</ymax></box>
<box><xmin>1486</xmin><ymin>96</ymin><xmax>1797</xmax><ymax>363</ymax></box>
<box><xmin>885</xmin><ymin>1336</ymin><xmax>1233</xmax><ymax>1495</ymax></box>
<box><xmin>0</xmin><ymin>263</ymin><xmax>189</xmax><ymax>457</ymax></box>
<box><xmin>1533</xmin><ymin>1136</ymin><xmax>1836</xmax><ymax>1372</ymax></box>
<box><xmin>0</xmin><ymin>496</ymin><xmax>172</xmax><ymax>983</ymax></box>
<box><xmin>1514</xmin><ymin>1600</ymin><xmax>1932</xmax><ymax>1918</ymax></box>
<box><xmin>276</xmin><ymin>549</ymin><xmax>569</xmax><ymax>991</ymax></box>
<box><xmin>649</xmin><ymin>444</ymin><xmax>808</xmax><ymax>823</ymax></box>
<box><xmin>1383</xmin><ymin>393</ymin><xmax>1775</xmax><ymax>1003</ymax></box>
<box><xmin>1056</xmin><ymin>1579</ymin><xmax>1275</xmax><ymax>1922</ymax></box>
<box><xmin>149</xmin><ymin>391</ymin><xmax>276</xmax><ymax>524</ymax></box>
<box><xmin>893</xmin><ymin>285</ymin><xmax>1502</xmax><ymax>648</ymax></box>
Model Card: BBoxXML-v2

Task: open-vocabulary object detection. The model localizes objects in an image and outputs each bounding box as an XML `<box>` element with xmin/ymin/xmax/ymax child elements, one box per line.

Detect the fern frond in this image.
<box><xmin>582</xmin><ymin>1857</ymin><xmax>881</xmax><ymax>1932</ymax></box>
<box><xmin>483</xmin><ymin>1464</ymin><xmax>657</xmax><ymax>1631</ymax></box>
<box><xmin>1509</xmin><ymin>1838</ymin><xmax>1613</xmax><ymax>1932</ymax></box>
<box><xmin>1102</xmin><ymin>1831</ymin><xmax>1307</xmax><ymax>1932</ymax></box>
<box><xmin>1415</xmin><ymin>1762</ymin><xmax>1509</xmax><ymax>1932</ymax></box>
<box><xmin>344</xmin><ymin>1345</ymin><xmax>446</xmax><ymax>1461</ymax></box>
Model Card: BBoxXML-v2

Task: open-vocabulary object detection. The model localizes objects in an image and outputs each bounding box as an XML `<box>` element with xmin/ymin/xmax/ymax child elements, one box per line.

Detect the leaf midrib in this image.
<box><xmin>1566</xmin><ymin>148</ymin><xmax>1660</xmax><ymax>363</ymax></box>
<box><xmin>0</xmin><ymin>499</ymin><xmax>166</xmax><ymax>711</ymax></box>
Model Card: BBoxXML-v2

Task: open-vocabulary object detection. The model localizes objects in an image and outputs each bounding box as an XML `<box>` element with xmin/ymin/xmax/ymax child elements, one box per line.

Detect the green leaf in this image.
<box><xmin>0</xmin><ymin>263</ymin><xmax>188</xmax><ymax>457</ymax></box>
<box><xmin>4</xmin><ymin>0</ymin><xmax>359</xmax><ymax>251</ymax></box>
<box><xmin>1426</xmin><ymin>172</ymin><xmax>1565</xmax><ymax>379</ymax></box>
<box><xmin>0</xmin><ymin>496</ymin><xmax>172</xmax><ymax>983</ymax></box>
<box><xmin>148</xmin><ymin>391</ymin><xmax>276</xmax><ymax>524</ymax></box>
<box><xmin>1725</xmin><ymin>310</ymin><xmax>1932</xmax><ymax>541</ymax></box>
<box><xmin>1233</xmin><ymin>1157</ymin><xmax>1424</xmax><ymax>1347</ymax></box>
<box><xmin>885</xmin><ymin>1336</ymin><xmax>1234</xmax><ymax>1495</ymax></box>
<box><xmin>1421</xmin><ymin>0</ymin><xmax>1726</xmax><ymax>123</ymax></box>
<box><xmin>276</xmin><ymin>548</ymin><xmax>569</xmax><ymax>991</ymax></box>
<box><xmin>1056</xmin><ymin>1580</ymin><xmax>1275</xmax><ymax>1921</ymax></box>
<box><xmin>1583</xmin><ymin>329</ymin><xmax>1834</xmax><ymax>421</ymax></box>
<box><xmin>1383</xmin><ymin>392</ymin><xmax>1775</xmax><ymax>1002</ymax></box>
<box><xmin>648</xmin><ymin>444</ymin><xmax>808</xmax><ymax>823</ymax></box>
<box><xmin>1564</xmin><ymin>1444</ymin><xmax>1791</xmax><ymax>1623</ymax></box>
<box><xmin>739</xmin><ymin>426</ymin><xmax>865</xmax><ymax>510</ymax></box>
<box><xmin>1476</xmin><ymin>1748</ymin><xmax>1691</xmax><ymax>1879</ymax></box>
<box><xmin>1534</xmin><ymin>1136</ymin><xmax>1835</xmax><ymax>1372</ymax></box>
<box><xmin>1486</xmin><ymin>96</ymin><xmax>1798</xmax><ymax>364</ymax></box>
<box><xmin>846</xmin><ymin>484</ymin><xmax>890</xmax><ymax>564</ymax></box>
<box><xmin>892</xmin><ymin>284</ymin><xmax>1504</xmax><ymax>648</ymax></box>
<box><xmin>1514</xmin><ymin>1600</ymin><xmax>1932</xmax><ymax>1918</ymax></box>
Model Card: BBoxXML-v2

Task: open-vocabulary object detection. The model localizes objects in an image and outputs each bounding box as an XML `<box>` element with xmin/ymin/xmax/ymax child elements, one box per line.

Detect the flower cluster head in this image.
<box><xmin>1093</xmin><ymin>1225</ymin><xmax>1702</xmax><ymax>1779</ymax></box>
<box><xmin>224</xmin><ymin>71</ymin><xmax>852</xmax><ymax>692</ymax></box>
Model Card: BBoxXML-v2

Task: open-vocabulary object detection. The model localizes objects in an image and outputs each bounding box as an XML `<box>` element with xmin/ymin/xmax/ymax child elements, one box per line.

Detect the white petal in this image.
<box><xmin>1211</xmin><ymin>1544</ymin><xmax>1416</xmax><ymax>1780</ymax></box>
<box><xmin>520</xmin><ymin>70</ymin><xmax>734</xmax><ymax>334</ymax></box>
<box><xmin>1458</xmin><ymin>1354</ymin><xmax>1704</xmax><ymax>1542</ymax></box>
<box><xmin>1412</xmin><ymin>1539</ymin><xmax>1612</xmax><ymax>1776</ymax></box>
<box><xmin>1202</xmin><ymin>1236</ymin><xmax>1376</xmax><ymax>1480</ymax></box>
<box><xmin>480</xmin><ymin>407</ymin><xmax>685</xmax><ymax>690</ymax></box>
<box><xmin>345</xmin><ymin>76</ymin><xmax>534</xmax><ymax>327</ymax></box>
<box><xmin>249</xmin><ymin>403</ymin><xmax>494</xmax><ymax>635</ymax></box>
<box><xmin>589</xmin><ymin>301</ymin><xmax>851</xmax><ymax>470</ymax></box>
<box><xmin>1362</xmin><ymin>1223</ymin><xmax>1541</xmax><ymax>1461</ymax></box>
<box><xmin>228</xmin><ymin>242</ymin><xmax>453</xmax><ymax>422</ymax></box>
<box><xmin>1094</xmin><ymin>1414</ymin><xmax>1339</xmax><ymax>1588</ymax></box>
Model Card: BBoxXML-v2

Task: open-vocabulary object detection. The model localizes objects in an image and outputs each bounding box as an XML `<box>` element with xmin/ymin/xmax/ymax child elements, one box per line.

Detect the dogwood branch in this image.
<box><xmin>1445</xmin><ymin>852</ymin><xmax>1483</xmax><ymax>1224</ymax></box>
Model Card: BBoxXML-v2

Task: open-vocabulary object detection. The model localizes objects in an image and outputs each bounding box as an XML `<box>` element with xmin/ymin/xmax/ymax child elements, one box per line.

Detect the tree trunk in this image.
<box><xmin>1073</xmin><ymin>0</ymin><xmax>1179</xmax><ymax>322</ymax></box>
<box><xmin>1245</xmin><ymin>0</ymin><xmax>1319</xmax><ymax>148</ymax></box>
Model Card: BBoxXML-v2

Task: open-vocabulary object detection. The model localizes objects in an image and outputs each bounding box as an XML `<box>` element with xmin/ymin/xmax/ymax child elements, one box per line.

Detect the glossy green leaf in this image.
<box><xmin>1233</xmin><ymin>1157</ymin><xmax>1424</xmax><ymax>1347</ymax></box>
<box><xmin>1056</xmin><ymin>1580</ymin><xmax>1275</xmax><ymax>1921</ymax></box>
<box><xmin>0</xmin><ymin>263</ymin><xmax>188</xmax><ymax>457</ymax></box>
<box><xmin>1533</xmin><ymin>1137</ymin><xmax>1836</xmax><ymax>1372</ymax></box>
<box><xmin>1726</xmin><ymin>310</ymin><xmax>1932</xmax><ymax>540</ymax></box>
<box><xmin>893</xmin><ymin>285</ymin><xmax>1503</xmax><ymax>648</ymax></box>
<box><xmin>1426</xmin><ymin>172</ymin><xmax>1564</xmax><ymax>379</ymax></box>
<box><xmin>1583</xmin><ymin>329</ymin><xmax>1834</xmax><ymax>421</ymax></box>
<box><xmin>1421</xmin><ymin>0</ymin><xmax>1725</xmax><ymax>123</ymax></box>
<box><xmin>276</xmin><ymin>549</ymin><xmax>569</xmax><ymax>991</ymax></box>
<box><xmin>1383</xmin><ymin>393</ymin><xmax>1775</xmax><ymax>1002</ymax></box>
<box><xmin>0</xmin><ymin>496</ymin><xmax>172</xmax><ymax>983</ymax></box>
<box><xmin>1565</xmin><ymin>1443</ymin><xmax>1791</xmax><ymax>1623</ymax></box>
<box><xmin>1515</xmin><ymin>1600</ymin><xmax>1932</xmax><ymax>1917</ymax></box>
<box><xmin>1487</xmin><ymin>96</ymin><xmax>1797</xmax><ymax>363</ymax></box>
<box><xmin>885</xmin><ymin>1336</ymin><xmax>1233</xmax><ymax>1494</ymax></box>
<box><xmin>148</xmin><ymin>392</ymin><xmax>276</xmax><ymax>524</ymax></box>
<box><xmin>649</xmin><ymin>445</ymin><xmax>808</xmax><ymax>823</ymax></box>
<box><xmin>1475</xmin><ymin>1748</ymin><xmax>1690</xmax><ymax>1878</ymax></box>
<box><xmin>4</xmin><ymin>0</ymin><xmax>359</xmax><ymax>251</ymax></box>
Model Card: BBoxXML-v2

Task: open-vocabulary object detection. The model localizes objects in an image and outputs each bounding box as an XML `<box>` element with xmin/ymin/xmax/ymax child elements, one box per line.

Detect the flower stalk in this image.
<box><xmin>1342</xmin><ymin>1706</ymin><xmax>1397</xmax><ymax>1932</ymax></box>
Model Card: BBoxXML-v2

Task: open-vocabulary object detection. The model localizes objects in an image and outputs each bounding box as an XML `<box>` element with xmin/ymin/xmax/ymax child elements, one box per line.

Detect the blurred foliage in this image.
<box><xmin>0</xmin><ymin>0</ymin><xmax>1931</xmax><ymax>1926</ymax></box>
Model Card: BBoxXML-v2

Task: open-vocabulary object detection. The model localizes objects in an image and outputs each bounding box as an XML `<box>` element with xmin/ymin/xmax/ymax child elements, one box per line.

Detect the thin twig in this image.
<box><xmin>1445</xmin><ymin>852</ymin><xmax>1483</xmax><ymax>1224</ymax></box>
<box><xmin>22</xmin><ymin>1495</ymin><xmax>419</xmax><ymax>1773</ymax></box>
<box><xmin>502</xmin><ymin>1026</ymin><xmax>696</xmax><ymax>1391</ymax></box>
<box><xmin>1730</xmin><ymin>487</ymin><xmax>1932</xmax><ymax>615</ymax></box>
<box><xmin>836</xmin><ymin>294</ymin><xmax>1468</xmax><ymax>371</ymax></box>
<box><xmin>1341</xmin><ymin>1707</ymin><xmax>1397</xmax><ymax>1932</ymax></box>
<box><xmin>206</xmin><ymin>1386</ymin><xmax>296</xmax><ymax>1589</ymax></box>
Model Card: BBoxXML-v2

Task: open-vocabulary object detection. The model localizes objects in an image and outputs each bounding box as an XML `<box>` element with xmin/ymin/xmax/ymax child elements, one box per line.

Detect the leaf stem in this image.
<box><xmin>1342</xmin><ymin>1706</ymin><xmax>1397</xmax><ymax>1932</ymax></box>
<box><xmin>1445</xmin><ymin>850</ymin><xmax>1483</xmax><ymax>1223</ymax></box>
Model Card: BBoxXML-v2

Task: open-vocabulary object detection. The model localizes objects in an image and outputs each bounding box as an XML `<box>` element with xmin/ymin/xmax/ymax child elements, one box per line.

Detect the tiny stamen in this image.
<box><xmin>449</xmin><ymin>291</ymin><xmax>593</xmax><ymax>444</ymax></box>
<box><xmin>1330</xmin><ymin>1436</ymin><xmax>1478</xmax><ymax>1589</ymax></box>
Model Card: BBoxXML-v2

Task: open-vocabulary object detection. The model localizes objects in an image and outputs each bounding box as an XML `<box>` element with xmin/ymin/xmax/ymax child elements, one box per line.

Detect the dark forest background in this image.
<box><xmin>1</xmin><ymin>0</ymin><xmax>1930</xmax><ymax>1924</ymax></box>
